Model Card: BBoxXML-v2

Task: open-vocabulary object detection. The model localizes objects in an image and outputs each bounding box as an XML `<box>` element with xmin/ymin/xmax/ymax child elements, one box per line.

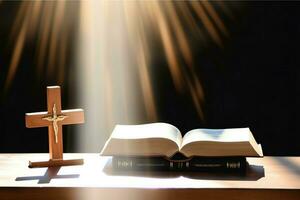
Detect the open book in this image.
<box><xmin>100</xmin><ymin>123</ymin><xmax>263</xmax><ymax>158</ymax></box>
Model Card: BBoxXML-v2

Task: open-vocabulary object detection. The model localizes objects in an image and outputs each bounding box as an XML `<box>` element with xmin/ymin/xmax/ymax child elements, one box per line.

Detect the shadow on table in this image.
<box><xmin>15</xmin><ymin>167</ymin><xmax>80</xmax><ymax>184</ymax></box>
<box><xmin>103</xmin><ymin>160</ymin><xmax>265</xmax><ymax>181</ymax></box>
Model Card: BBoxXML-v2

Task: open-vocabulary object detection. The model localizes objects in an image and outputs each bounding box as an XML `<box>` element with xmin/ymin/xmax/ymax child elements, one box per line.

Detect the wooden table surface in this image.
<box><xmin>0</xmin><ymin>154</ymin><xmax>299</xmax><ymax>200</ymax></box>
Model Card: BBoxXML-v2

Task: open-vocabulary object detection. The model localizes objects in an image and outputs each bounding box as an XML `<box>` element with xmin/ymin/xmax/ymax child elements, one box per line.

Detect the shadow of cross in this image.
<box><xmin>15</xmin><ymin>167</ymin><xmax>80</xmax><ymax>184</ymax></box>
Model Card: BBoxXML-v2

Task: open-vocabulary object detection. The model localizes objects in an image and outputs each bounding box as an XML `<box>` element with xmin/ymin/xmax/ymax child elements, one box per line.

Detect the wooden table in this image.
<box><xmin>0</xmin><ymin>154</ymin><xmax>299</xmax><ymax>200</ymax></box>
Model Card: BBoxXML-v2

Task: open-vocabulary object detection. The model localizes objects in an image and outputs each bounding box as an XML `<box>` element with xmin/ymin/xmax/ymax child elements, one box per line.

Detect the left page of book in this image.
<box><xmin>100</xmin><ymin>123</ymin><xmax>182</xmax><ymax>157</ymax></box>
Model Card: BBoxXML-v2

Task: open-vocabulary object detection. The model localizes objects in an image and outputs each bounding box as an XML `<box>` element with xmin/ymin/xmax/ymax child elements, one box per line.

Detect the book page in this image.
<box><xmin>111</xmin><ymin>123</ymin><xmax>182</xmax><ymax>146</ymax></box>
<box><xmin>100</xmin><ymin>123</ymin><xmax>183</xmax><ymax>157</ymax></box>
<box><xmin>180</xmin><ymin>128</ymin><xmax>263</xmax><ymax>157</ymax></box>
<box><xmin>181</xmin><ymin>128</ymin><xmax>251</xmax><ymax>147</ymax></box>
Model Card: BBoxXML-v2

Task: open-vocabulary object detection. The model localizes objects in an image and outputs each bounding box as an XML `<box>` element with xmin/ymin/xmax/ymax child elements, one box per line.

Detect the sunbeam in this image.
<box><xmin>1</xmin><ymin>0</ymin><xmax>234</xmax><ymax>151</ymax></box>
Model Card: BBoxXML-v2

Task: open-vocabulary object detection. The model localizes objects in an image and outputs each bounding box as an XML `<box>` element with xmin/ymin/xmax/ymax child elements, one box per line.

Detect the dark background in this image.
<box><xmin>0</xmin><ymin>1</ymin><xmax>299</xmax><ymax>155</ymax></box>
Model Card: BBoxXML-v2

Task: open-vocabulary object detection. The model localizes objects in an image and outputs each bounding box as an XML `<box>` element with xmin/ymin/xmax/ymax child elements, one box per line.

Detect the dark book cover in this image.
<box><xmin>112</xmin><ymin>154</ymin><xmax>247</xmax><ymax>173</ymax></box>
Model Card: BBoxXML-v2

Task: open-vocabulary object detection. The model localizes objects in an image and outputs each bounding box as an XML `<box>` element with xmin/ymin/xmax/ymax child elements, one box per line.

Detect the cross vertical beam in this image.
<box><xmin>46</xmin><ymin>86</ymin><xmax>63</xmax><ymax>160</ymax></box>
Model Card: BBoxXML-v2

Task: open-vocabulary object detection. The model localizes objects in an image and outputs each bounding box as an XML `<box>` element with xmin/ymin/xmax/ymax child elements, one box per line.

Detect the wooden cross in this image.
<box><xmin>25</xmin><ymin>86</ymin><xmax>84</xmax><ymax>168</ymax></box>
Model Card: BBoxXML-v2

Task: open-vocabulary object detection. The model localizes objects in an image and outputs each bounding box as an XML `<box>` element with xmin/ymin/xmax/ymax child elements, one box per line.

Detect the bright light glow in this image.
<box><xmin>2</xmin><ymin>1</ymin><xmax>233</xmax><ymax>152</ymax></box>
<box><xmin>75</xmin><ymin>1</ymin><xmax>146</xmax><ymax>151</ymax></box>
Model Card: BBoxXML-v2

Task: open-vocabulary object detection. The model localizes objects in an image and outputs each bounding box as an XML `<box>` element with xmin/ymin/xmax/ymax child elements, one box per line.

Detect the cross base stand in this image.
<box><xmin>29</xmin><ymin>159</ymin><xmax>84</xmax><ymax>168</ymax></box>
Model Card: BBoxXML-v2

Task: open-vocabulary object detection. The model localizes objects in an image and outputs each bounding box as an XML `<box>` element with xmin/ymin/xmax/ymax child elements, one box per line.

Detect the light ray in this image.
<box><xmin>215</xmin><ymin>1</ymin><xmax>235</xmax><ymax>20</ymax></box>
<box><xmin>4</xmin><ymin>2</ymin><xmax>32</xmax><ymax>92</ymax></box>
<box><xmin>47</xmin><ymin>1</ymin><xmax>65</xmax><ymax>78</ymax></box>
<box><xmin>136</xmin><ymin>41</ymin><xmax>158</xmax><ymax>121</ymax></box>
<box><xmin>190</xmin><ymin>1</ymin><xmax>223</xmax><ymax>47</ymax></box>
<box><xmin>27</xmin><ymin>1</ymin><xmax>42</xmax><ymax>39</ymax></box>
<box><xmin>57</xmin><ymin>24</ymin><xmax>68</xmax><ymax>85</ymax></box>
<box><xmin>35</xmin><ymin>2</ymin><xmax>54</xmax><ymax>79</ymax></box>
<box><xmin>1</xmin><ymin>1</ymin><xmax>236</xmax><ymax>152</ymax></box>
<box><xmin>164</xmin><ymin>2</ymin><xmax>193</xmax><ymax>68</ymax></box>
<box><xmin>124</xmin><ymin>1</ymin><xmax>157</xmax><ymax>121</ymax></box>
<box><xmin>9</xmin><ymin>2</ymin><xmax>28</xmax><ymax>42</ymax></box>
<box><xmin>151</xmin><ymin>1</ymin><xmax>184</xmax><ymax>92</ymax></box>
<box><xmin>201</xmin><ymin>1</ymin><xmax>229</xmax><ymax>37</ymax></box>
<box><xmin>176</xmin><ymin>2</ymin><xmax>204</xmax><ymax>41</ymax></box>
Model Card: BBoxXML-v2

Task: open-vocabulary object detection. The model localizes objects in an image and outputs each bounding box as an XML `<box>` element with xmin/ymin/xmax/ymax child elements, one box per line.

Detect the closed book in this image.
<box><xmin>112</xmin><ymin>156</ymin><xmax>247</xmax><ymax>173</ymax></box>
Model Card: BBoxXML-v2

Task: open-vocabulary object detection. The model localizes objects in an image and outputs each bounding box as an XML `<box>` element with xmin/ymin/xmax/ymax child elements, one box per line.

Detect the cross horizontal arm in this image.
<box><xmin>25</xmin><ymin>112</ymin><xmax>51</xmax><ymax>128</ymax></box>
<box><xmin>61</xmin><ymin>109</ymin><xmax>85</xmax><ymax>125</ymax></box>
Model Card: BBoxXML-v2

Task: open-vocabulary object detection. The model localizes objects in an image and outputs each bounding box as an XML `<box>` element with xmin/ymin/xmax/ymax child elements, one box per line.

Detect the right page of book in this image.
<box><xmin>180</xmin><ymin>128</ymin><xmax>263</xmax><ymax>157</ymax></box>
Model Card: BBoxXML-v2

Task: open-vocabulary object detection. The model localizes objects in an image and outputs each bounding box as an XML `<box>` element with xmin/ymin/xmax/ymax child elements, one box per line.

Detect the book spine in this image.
<box><xmin>188</xmin><ymin>157</ymin><xmax>246</xmax><ymax>173</ymax></box>
<box><xmin>112</xmin><ymin>157</ymin><xmax>246</xmax><ymax>173</ymax></box>
<box><xmin>113</xmin><ymin>157</ymin><xmax>170</xmax><ymax>171</ymax></box>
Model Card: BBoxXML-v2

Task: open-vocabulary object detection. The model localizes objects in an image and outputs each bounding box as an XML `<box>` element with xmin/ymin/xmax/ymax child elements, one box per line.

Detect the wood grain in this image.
<box><xmin>46</xmin><ymin>86</ymin><xmax>63</xmax><ymax>159</ymax></box>
<box><xmin>0</xmin><ymin>154</ymin><xmax>299</xmax><ymax>200</ymax></box>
